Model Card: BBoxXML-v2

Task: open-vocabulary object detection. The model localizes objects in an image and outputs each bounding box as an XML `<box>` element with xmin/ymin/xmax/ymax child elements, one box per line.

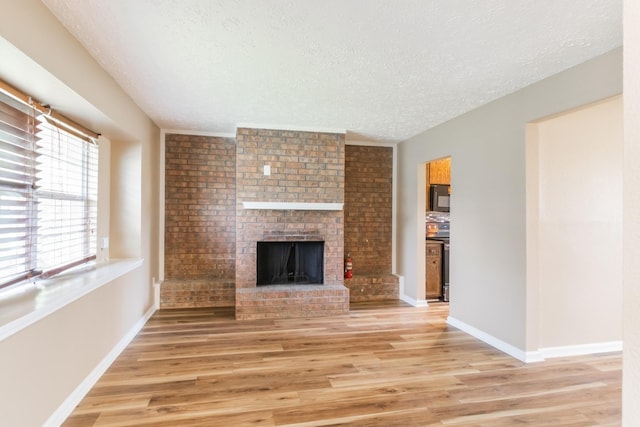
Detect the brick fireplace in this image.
<box><xmin>234</xmin><ymin>128</ymin><xmax>349</xmax><ymax>320</ymax></box>
<box><xmin>162</xmin><ymin>131</ymin><xmax>396</xmax><ymax>317</ymax></box>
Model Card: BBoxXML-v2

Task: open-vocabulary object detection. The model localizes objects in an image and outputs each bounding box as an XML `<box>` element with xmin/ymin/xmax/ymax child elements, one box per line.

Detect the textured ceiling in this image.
<box><xmin>41</xmin><ymin>0</ymin><xmax>621</xmax><ymax>144</ymax></box>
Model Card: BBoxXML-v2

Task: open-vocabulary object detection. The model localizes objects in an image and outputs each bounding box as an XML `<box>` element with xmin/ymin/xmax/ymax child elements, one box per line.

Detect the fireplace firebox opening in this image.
<box><xmin>256</xmin><ymin>241</ymin><xmax>324</xmax><ymax>286</ymax></box>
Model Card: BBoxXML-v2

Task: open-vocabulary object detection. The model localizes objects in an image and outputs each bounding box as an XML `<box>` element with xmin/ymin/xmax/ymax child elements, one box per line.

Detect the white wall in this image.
<box><xmin>0</xmin><ymin>268</ymin><xmax>146</xmax><ymax>425</ymax></box>
<box><xmin>396</xmin><ymin>48</ymin><xmax>622</xmax><ymax>356</ymax></box>
<box><xmin>528</xmin><ymin>96</ymin><xmax>622</xmax><ymax>350</ymax></box>
<box><xmin>0</xmin><ymin>1</ymin><xmax>160</xmax><ymax>425</ymax></box>
<box><xmin>623</xmin><ymin>0</ymin><xmax>640</xmax><ymax>423</ymax></box>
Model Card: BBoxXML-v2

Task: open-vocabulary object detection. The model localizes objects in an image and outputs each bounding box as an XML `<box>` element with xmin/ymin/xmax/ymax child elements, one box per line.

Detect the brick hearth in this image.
<box><xmin>235</xmin><ymin>285</ymin><xmax>349</xmax><ymax>320</ymax></box>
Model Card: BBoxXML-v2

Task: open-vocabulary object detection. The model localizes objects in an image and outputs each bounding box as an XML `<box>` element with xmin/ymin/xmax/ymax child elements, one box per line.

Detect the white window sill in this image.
<box><xmin>0</xmin><ymin>259</ymin><xmax>143</xmax><ymax>342</ymax></box>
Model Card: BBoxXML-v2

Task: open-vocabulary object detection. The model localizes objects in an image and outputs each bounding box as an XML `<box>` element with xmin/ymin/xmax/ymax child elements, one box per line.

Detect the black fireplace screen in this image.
<box><xmin>256</xmin><ymin>241</ymin><xmax>324</xmax><ymax>285</ymax></box>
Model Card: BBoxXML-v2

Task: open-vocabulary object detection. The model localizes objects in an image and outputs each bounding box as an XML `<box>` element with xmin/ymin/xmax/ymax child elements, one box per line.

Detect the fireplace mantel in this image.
<box><xmin>242</xmin><ymin>202</ymin><xmax>343</xmax><ymax>211</ymax></box>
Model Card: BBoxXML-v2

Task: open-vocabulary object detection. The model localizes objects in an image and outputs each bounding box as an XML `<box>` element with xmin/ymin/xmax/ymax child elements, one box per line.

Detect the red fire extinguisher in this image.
<box><xmin>344</xmin><ymin>253</ymin><xmax>353</xmax><ymax>279</ymax></box>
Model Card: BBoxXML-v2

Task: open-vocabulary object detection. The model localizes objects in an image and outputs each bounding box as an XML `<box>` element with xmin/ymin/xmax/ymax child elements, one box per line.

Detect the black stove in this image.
<box><xmin>426</xmin><ymin>212</ymin><xmax>450</xmax><ymax>240</ymax></box>
<box><xmin>426</xmin><ymin>211</ymin><xmax>450</xmax><ymax>301</ymax></box>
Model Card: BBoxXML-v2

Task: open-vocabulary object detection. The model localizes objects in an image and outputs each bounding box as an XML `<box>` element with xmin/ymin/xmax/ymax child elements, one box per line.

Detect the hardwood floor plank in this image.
<box><xmin>70</xmin><ymin>392</ymin><xmax>152</xmax><ymax>415</ymax></box>
<box><xmin>91</xmin><ymin>391</ymin><xmax>297</xmax><ymax>426</ymax></box>
<box><xmin>276</xmin><ymin>407</ymin><xmax>437</xmax><ymax>427</ymax></box>
<box><xmin>431</xmin><ymin>385</ymin><xmax>620</xmax><ymax>424</ymax></box>
<box><xmin>62</xmin><ymin>413</ymin><xmax>100</xmax><ymax>427</ymax></box>
<box><xmin>62</xmin><ymin>301</ymin><xmax>621</xmax><ymax>426</ymax></box>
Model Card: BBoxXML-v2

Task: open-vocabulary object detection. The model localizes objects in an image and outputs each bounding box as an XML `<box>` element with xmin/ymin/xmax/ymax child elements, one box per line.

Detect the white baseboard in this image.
<box><xmin>45</xmin><ymin>304</ymin><xmax>157</xmax><ymax>426</ymax></box>
<box><xmin>447</xmin><ymin>316</ymin><xmax>622</xmax><ymax>363</ymax></box>
<box><xmin>399</xmin><ymin>293</ymin><xmax>428</xmax><ymax>307</ymax></box>
<box><xmin>397</xmin><ymin>275</ymin><xmax>429</xmax><ymax>307</ymax></box>
<box><xmin>540</xmin><ymin>341</ymin><xmax>623</xmax><ymax>359</ymax></box>
<box><xmin>153</xmin><ymin>279</ymin><xmax>163</xmax><ymax>309</ymax></box>
<box><xmin>446</xmin><ymin>316</ymin><xmax>543</xmax><ymax>363</ymax></box>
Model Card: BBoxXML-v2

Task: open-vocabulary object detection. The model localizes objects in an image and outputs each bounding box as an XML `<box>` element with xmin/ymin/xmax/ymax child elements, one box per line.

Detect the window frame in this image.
<box><xmin>0</xmin><ymin>81</ymin><xmax>100</xmax><ymax>289</ymax></box>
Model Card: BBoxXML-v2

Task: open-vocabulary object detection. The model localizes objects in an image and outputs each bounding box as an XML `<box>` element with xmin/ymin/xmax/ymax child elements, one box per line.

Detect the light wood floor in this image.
<box><xmin>63</xmin><ymin>301</ymin><xmax>621</xmax><ymax>426</ymax></box>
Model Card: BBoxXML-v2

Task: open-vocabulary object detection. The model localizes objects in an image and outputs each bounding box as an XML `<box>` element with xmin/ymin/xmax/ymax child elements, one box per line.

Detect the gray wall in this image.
<box><xmin>396</xmin><ymin>48</ymin><xmax>622</xmax><ymax>352</ymax></box>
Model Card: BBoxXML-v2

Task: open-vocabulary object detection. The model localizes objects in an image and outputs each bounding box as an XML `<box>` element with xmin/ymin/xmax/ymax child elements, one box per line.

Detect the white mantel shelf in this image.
<box><xmin>242</xmin><ymin>202</ymin><xmax>343</xmax><ymax>211</ymax></box>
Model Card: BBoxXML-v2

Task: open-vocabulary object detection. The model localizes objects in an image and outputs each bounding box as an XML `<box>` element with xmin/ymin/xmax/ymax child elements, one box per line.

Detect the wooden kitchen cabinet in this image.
<box><xmin>426</xmin><ymin>240</ymin><xmax>443</xmax><ymax>299</ymax></box>
<box><xmin>426</xmin><ymin>157</ymin><xmax>451</xmax><ymax>212</ymax></box>
<box><xmin>428</xmin><ymin>158</ymin><xmax>451</xmax><ymax>185</ymax></box>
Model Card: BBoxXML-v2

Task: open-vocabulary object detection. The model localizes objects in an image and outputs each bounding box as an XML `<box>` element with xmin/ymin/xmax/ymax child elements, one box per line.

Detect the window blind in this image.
<box><xmin>0</xmin><ymin>90</ymin><xmax>98</xmax><ymax>288</ymax></box>
<box><xmin>0</xmin><ymin>95</ymin><xmax>39</xmax><ymax>285</ymax></box>
<box><xmin>35</xmin><ymin>120</ymin><xmax>98</xmax><ymax>277</ymax></box>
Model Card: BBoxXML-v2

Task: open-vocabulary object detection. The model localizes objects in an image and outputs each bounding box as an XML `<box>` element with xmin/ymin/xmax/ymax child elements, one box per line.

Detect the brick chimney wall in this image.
<box><xmin>344</xmin><ymin>145</ymin><xmax>393</xmax><ymax>274</ymax></box>
<box><xmin>161</xmin><ymin>134</ymin><xmax>236</xmax><ymax>308</ymax></box>
<box><xmin>234</xmin><ymin>128</ymin><xmax>345</xmax><ymax>289</ymax></box>
<box><xmin>344</xmin><ymin>145</ymin><xmax>398</xmax><ymax>301</ymax></box>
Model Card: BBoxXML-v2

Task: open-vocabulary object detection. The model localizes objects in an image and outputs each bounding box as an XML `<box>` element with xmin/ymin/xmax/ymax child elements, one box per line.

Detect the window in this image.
<box><xmin>0</xmin><ymin>89</ymin><xmax>98</xmax><ymax>288</ymax></box>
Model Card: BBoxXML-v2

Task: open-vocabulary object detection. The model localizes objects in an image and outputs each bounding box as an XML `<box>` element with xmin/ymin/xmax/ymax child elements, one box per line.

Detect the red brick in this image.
<box><xmin>164</xmin><ymin>131</ymin><xmax>396</xmax><ymax>314</ymax></box>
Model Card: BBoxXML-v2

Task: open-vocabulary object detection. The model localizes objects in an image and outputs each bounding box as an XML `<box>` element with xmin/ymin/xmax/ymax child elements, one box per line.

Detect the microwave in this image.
<box><xmin>430</xmin><ymin>184</ymin><xmax>450</xmax><ymax>212</ymax></box>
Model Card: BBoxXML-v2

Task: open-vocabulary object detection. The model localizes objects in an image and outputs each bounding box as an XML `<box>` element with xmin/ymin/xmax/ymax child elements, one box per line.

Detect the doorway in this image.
<box><xmin>525</xmin><ymin>96</ymin><xmax>622</xmax><ymax>351</ymax></box>
<box><xmin>425</xmin><ymin>157</ymin><xmax>451</xmax><ymax>302</ymax></box>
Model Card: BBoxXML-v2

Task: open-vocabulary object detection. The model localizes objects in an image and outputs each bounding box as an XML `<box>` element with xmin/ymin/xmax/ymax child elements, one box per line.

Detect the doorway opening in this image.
<box><xmin>425</xmin><ymin>157</ymin><xmax>451</xmax><ymax>302</ymax></box>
